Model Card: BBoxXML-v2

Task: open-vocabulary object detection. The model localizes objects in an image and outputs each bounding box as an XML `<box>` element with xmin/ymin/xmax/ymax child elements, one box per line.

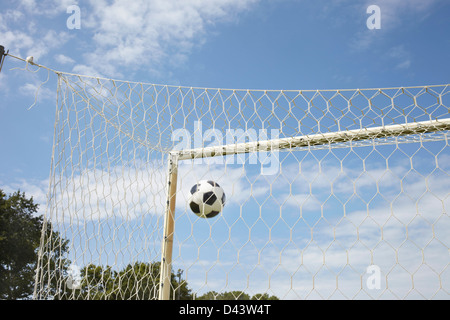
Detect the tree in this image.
<box><xmin>71</xmin><ymin>262</ymin><xmax>193</xmax><ymax>300</ymax></box>
<box><xmin>0</xmin><ymin>190</ymin><xmax>41</xmax><ymax>299</ymax></box>
<box><xmin>197</xmin><ymin>290</ymin><xmax>279</xmax><ymax>300</ymax></box>
<box><xmin>73</xmin><ymin>264</ymin><xmax>118</xmax><ymax>300</ymax></box>
<box><xmin>0</xmin><ymin>189</ymin><xmax>70</xmax><ymax>299</ymax></box>
<box><xmin>115</xmin><ymin>262</ymin><xmax>163</xmax><ymax>300</ymax></box>
<box><xmin>251</xmin><ymin>293</ymin><xmax>279</xmax><ymax>300</ymax></box>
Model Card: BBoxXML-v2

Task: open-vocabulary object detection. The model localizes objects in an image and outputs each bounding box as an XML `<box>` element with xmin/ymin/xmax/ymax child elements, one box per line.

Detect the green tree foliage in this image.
<box><xmin>70</xmin><ymin>263</ymin><xmax>279</xmax><ymax>300</ymax></box>
<box><xmin>68</xmin><ymin>262</ymin><xmax>192</xmax><ymax>300</ymax></box>
<box><xmin>0</xmin><ymin>189</ymin><xmax>278</xmax><ymax>300</ymax></box>
<box><xmin>251</xmin><ymin>293</ymin><xmax>279</xmax><ymax>300</ymax></box>
<box><xmin>196</xmin><ymin>290</ymin><xmax>279</xmax><ymax>300</ymax></box>
<box><xmin>75</xmin><ymin>264</ymin><xmax>118</xmax><ymax>300</ymax></box>
<box><xmin>0</xmin><ymin>190</ymin><xmax>69</xmax><ymax>299</ymax></box>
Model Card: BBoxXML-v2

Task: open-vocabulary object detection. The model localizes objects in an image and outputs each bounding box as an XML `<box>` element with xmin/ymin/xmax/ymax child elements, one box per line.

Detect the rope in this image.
<box><xmin>3</xmin><ymin>50</ymin><xmax>449</xmax><ymax>93</ymax></box>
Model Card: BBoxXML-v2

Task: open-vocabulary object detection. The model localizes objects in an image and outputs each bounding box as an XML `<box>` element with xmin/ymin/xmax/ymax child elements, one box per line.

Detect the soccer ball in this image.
<box><xmin>188</xmin><ymin>180</ymin><xmax>226</xmax><ymax>218</ymax></box>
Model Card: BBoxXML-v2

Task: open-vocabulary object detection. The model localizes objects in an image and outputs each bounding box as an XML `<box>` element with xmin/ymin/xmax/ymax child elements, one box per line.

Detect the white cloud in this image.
<box><xmin>2</xmin><ymin>0</ymin><xmax>258</xmax><ymax>78</ymax></box>
<box><xmin>13</xmin><ymin>160</ymin><xmax>260</xmax><ymax>224</ymax></box>
<box><xmin>31</xmin><ymin>30</ymin><xmax>72</xmax><ymax>61</ymax></box>
<box><xmin>386</xmin><ymin>45</ymin><xmax>412</xmax><ymax>70</ymax></box>
<box><xmin>71</xmin><ymin>64</ymin><xmax>104</xmax><ymax>78</ymax></box>
<box><xmin>17</xmin><ymin>0</ymin><xmax>79</xmax><ymax>16</ymax></box>
<box><xmin>55</xmin><ymin>54</ymin><xmax>75</xmax><ymax>65</ymax></box>
<box><xmin>80</xmin><ymin>0</ymin><xmax>259</xmax><ymax>77</ymax></box>
<box><xmin>395</xmin><ymin>59</ymin><xmax>411</xmax><ymax>70</ymax></box>
<box><xmin>19</xmin><ymin>81</ymin><xmax>54</xmax><ymax>106</ymax></box>
<box><xmin>0</xmin><ymin>29</ymin><xmax>34</xmax><ymax>58</ymax></box>
<box><xmin>0</xmin><ymin>5</ymin><xmax>72</xmax><ymax>62</ymax></box>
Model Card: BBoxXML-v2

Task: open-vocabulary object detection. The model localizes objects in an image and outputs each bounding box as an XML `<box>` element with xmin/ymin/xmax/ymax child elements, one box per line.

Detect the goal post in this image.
<box><xmin>28</xmin><ymin>71</ymin><xmax>449</xmax><ymax>300</ymax></box>
<box><xmin>159</xmin><ymin>152</ymin><xmax>179</xmax><ymax>300</ymax></box>
<box><xmin>176</xmin><ymin>118</ymin><xmax>450</xmax><ymax>160</ymax></box>
<box><xmin>158</xmin><ymin>117</ymin><xmax>450</xmax><ymax>300</ymax></box>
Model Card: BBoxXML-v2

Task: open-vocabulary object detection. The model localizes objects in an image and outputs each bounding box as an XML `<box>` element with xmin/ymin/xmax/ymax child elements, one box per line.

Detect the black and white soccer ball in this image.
<box><xmin>188</xmin><ymin>180</ymin><xmax>226</xmax><ymax>218</ymax></box>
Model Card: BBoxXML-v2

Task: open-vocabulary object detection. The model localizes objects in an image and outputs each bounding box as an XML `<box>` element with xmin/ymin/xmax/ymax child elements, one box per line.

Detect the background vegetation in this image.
<box><xmin>0</xmin><ymin>189</ymin><xmax>278</xmax><ymax>300</ymax></box>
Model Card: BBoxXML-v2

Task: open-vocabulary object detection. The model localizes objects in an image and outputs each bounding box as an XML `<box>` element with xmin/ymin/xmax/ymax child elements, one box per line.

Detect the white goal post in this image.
<box><xmin>176</xmin><ymin>118</ymin><xmax>450</xmax><ymax>160</ymax></box>
<box><xmin>28</xmin><ymin>70</ymin><xmax>449</xmax><ymax>300</ymax></box>
<box><xmin>159</xmin><ymin>118</ymin><xmax>450</xmax><ymax>299</ymax></box>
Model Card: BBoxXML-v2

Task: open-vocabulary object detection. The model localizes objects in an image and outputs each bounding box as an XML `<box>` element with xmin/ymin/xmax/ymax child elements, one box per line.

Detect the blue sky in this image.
<box><xmin>1</xmin><ymin>0</ymin><xmax>449</xmax><ymax>299</ymax></box>
<box><xmin>1</xmin><ymin>0</ymin><xmax>449</xmax><ymax>187</ymax></box>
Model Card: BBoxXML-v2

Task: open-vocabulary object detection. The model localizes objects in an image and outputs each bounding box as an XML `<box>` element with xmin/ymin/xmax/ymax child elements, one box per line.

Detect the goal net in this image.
<box><xmin>33</xmin><ymin>73</ymin><xmax>449</xmax><ymax>300</ymax></box>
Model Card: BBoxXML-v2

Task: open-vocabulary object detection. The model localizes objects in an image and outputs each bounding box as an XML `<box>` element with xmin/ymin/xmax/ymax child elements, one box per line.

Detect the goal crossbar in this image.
<box><xmin>175</xmin><ymin>118</ymin><xmax>450</xmax><ymax>161</ymax></box>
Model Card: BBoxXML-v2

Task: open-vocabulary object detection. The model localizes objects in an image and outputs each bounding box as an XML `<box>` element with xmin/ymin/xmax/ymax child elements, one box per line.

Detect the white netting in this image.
<box><xmin>34</xmin><ymin>73</ymin><xmax>449</xmax><ymax>300</ymax></box>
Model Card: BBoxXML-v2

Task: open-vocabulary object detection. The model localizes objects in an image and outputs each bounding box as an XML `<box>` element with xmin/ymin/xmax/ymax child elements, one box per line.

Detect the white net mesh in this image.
<box><xmin>34</xmin><ymin>74</ymin><xmax>449</xmax><ymax>300</ymax></box>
